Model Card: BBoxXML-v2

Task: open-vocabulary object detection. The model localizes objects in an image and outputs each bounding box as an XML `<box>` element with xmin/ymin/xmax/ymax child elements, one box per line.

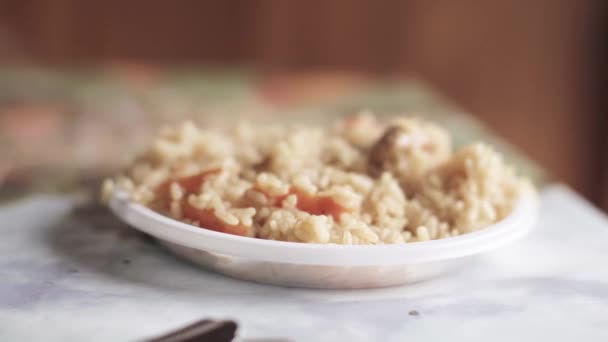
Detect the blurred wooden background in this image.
<box><xmin>0</xmin><ymin>0</ymin><xmax>606</xmax><ymax>210</ymax></box>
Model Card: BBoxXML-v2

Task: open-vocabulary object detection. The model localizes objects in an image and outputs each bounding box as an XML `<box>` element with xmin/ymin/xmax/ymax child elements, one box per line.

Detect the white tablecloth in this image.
<box><xmin>1</xmin><ymin>185</ymin><xmax>607</xmax><ymax>341</ymax></box>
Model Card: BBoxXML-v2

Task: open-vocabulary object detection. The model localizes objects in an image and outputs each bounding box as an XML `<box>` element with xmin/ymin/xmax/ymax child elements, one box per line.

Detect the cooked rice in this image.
<box><xmin>105</xmin><ymin>113</ymin><xmax>534</xmax><ymax>244</ymax></box>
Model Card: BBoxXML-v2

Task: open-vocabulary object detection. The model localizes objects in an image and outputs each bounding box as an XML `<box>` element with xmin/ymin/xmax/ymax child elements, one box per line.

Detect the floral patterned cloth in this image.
<box><xmin>0</xmin><ymin>65</ymin><xmax>546</xmax><ymax>203</ymax></box>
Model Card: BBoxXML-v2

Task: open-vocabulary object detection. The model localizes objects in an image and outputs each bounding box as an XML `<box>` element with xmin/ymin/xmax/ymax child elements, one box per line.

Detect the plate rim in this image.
<box><xmin>109</xmin><ymin>190</ymin><xmax>538</xmax><ymax>266</ymax></box>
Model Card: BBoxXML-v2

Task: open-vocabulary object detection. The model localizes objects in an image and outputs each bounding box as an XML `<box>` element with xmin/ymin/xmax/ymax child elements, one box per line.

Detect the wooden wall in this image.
<box><xmin>0</xmin><ymin>0</ymin><xmax>605</xmax><ymax>209</ymax></box>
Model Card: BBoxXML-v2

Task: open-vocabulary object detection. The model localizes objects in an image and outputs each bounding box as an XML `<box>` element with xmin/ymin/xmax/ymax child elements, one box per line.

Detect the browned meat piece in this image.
<box><xmin>367</xmin><ymin>118</ymin><xmax>452</xmax><ymax>191</ymax></box>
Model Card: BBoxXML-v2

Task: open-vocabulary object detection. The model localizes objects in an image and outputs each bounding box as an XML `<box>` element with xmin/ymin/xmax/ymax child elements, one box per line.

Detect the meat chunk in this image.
<box><xmin>368</xmin><ymin>118</ymin><xmax>452</xmax><ymax>191</ymax></box>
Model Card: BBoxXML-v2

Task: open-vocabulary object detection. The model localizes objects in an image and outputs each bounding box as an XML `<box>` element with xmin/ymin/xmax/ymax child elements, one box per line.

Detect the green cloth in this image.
<box><xmin>0</xmin><ymin>67</ymin><xmax>546</xmax><ymax>202</ymax></box>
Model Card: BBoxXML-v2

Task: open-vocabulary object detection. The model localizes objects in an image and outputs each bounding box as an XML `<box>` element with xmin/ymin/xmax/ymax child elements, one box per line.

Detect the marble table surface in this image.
<box><xmin>1</xmin><ymin>184</ymin><xmax>607</xmax><ymax>341</ymax></box>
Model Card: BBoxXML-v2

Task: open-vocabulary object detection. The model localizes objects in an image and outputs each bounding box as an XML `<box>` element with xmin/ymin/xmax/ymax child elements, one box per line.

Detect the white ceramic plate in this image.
<box><xmin>109</xmin><ymin>190</ymin><xmax>538</xmax><ymax>288</ymax></box>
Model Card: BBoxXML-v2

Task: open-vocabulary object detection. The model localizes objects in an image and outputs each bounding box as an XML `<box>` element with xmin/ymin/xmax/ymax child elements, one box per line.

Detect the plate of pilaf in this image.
<box><xmin>104</xmin><ymin>113</ymin><xmax>537</xmax><ymax>288</ymax></box>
